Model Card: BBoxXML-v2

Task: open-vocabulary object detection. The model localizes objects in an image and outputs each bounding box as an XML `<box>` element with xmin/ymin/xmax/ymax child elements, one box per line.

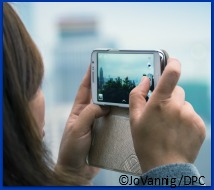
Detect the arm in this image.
<box><xmin>129</xmin><ymin>58</ymin><xmax>206</xmax><ymax>186</ymax></box>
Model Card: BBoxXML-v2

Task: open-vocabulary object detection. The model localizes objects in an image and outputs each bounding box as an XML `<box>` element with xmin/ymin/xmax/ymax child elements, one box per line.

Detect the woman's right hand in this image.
<box><xmin>56</xmin><ymin>67</ymin><xmax>110</xmax><ymax>182</ymax></box>
<box><xmin>129</xmin><ymin>58</ymin><xmax>206</xmax><ymax>173</ymax></box>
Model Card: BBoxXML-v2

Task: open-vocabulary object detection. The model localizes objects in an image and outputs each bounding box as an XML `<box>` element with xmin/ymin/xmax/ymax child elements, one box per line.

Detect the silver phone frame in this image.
<box><xmin>91</xmin><ymin>49</ymin><xmax>167</xmax><ymax>108</ymax></box>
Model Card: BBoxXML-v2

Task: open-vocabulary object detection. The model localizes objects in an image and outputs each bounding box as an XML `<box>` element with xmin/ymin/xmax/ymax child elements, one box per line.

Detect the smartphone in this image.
<box><xmin>91</xmin><ymin>49</ymin><xmax>168</xmax><ymax>107</ymax></box>
<box><xmin>87</xmin><ymin>49</ymin><xmax>168</xmax><ymax>176</ymax></box>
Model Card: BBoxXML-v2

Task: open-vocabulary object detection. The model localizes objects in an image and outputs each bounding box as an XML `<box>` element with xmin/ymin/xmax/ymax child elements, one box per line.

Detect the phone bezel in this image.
<box><xmin>91</xmin><ymin>49</ymin><xmax>166</xmax><ymax>108</ymax></box>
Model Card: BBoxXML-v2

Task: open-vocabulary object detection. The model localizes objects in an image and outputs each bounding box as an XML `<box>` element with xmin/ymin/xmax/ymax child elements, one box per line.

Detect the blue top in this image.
<box><xmin>140</xmin><ymin>163</ymin><xmax>205</xmax><ymax>187</ymax></box>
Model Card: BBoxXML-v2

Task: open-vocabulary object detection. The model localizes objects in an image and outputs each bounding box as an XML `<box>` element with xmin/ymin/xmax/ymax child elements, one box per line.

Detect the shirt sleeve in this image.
<box><xmin>139</xmin><ymin>163</ymin><xmax>205</xmax><ymax>187</ymax></box>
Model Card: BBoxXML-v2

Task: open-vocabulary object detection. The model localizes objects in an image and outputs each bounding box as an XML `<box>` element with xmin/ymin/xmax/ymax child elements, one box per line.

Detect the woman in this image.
<box><xmin>3</xmin><ymin>2</ymin><xmax>206</xmax><ymax>186</ymax></box>
<box><xmin>3</xmin><ymin>2</ymin><xmax>108</xmax><ymax>185</ymax></box>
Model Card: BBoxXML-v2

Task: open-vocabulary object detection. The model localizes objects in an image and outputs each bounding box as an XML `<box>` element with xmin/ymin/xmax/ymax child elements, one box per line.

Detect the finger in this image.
<box><xmin>129</xmin><ymin>77</ymin><xmax>150</xmax><ymax>121</ymax></box>
<box><xmin>182</xmin><ymin>101</ymin><xmax>206</xmax><ymax>141</ymax></box>
<box><xmin>171</xmin><ymin>86</ymin><xmax>185</xmax><ymax>105</ymax></box>
<box><xmin>72</xmin><ymin>66</ymin><xmax>91</xmax><ymax>115</ymax></box>
<box><xmin>192</xmin><ymin>114</ymin><xmax>206</xmax><ymax>142</ymax></box>
<box><xmin>184</xmin><ymin>101</ymin><xmax>194</xmax><ymax>111</ymax></box>
<box><xmin>151</xmin><ymin>58</ymin><xmax>181</xmax><ymax>101</ymax></box>
<box><xmin>72</xmin><ymin>104</ymin><xmax>110</xmax><ymax>138</ymax></box>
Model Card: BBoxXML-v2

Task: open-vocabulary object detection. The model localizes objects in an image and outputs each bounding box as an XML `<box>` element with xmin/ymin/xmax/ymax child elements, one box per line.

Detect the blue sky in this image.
<box><xmin>98</xmin><ymin>53</ymin><xmax>154</xmax><ymax>83</ymax></box>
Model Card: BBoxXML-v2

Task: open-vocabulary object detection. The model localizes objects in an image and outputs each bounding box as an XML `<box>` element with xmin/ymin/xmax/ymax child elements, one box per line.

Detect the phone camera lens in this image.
<box><xmin>147</xmin><ymin>63</ymin><xmax>151</xmax><ymax>68</ymax></box>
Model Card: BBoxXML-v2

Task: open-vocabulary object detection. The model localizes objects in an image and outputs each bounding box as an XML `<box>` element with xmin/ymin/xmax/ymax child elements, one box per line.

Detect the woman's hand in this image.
<box><xmin>129</xmin><ymin>58</ymin><xmax>206</xmax><ymax>173</ymax></box>
<box><xmin>57</xmin><ymin>66</ymin><xmax>110</xmax><ymax>181</ymax></box>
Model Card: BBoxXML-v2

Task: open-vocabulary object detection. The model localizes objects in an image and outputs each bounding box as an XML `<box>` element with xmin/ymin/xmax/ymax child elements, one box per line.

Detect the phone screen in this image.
<box><xmin>97</xmin><ymin>53</ymin><xmax>154</xmax><ymax>104</ymax></box>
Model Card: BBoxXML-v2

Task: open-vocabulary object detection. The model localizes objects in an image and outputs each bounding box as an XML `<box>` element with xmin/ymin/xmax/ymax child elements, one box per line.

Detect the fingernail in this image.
<box><xmin>139</xmin><ymin>76</ymin><xmax>150</xmax><ymax>91</ymax></box>
<box><xmin>141</xmin><ymin>76</ymin><xmax>146</xmax><ymax>82</ymax></box>
<box><xmin>140</xmin><ymin>76</ymin><xmax>147</xmax><ymax>84</ymax></box>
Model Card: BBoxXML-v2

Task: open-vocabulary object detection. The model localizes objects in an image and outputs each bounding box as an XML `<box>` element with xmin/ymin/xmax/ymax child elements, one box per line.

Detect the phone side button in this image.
<box><xmin>92</xmin><ymin>71</ymin><xmax>94</xmax><ymax>83</ymax></box>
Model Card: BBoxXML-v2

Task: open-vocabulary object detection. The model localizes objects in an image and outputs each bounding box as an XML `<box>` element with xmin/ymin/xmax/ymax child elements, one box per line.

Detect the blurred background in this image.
<box><xmin>12</xmin><ymin>2</ymin><xmax>211</xmax><ymax>185</ymax></box>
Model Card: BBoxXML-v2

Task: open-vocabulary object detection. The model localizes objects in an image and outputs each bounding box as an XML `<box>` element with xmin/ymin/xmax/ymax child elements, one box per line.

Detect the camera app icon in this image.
<box><xmin>98</xmin><ymin>94</ymin><xmax>103</xmax><ymax>101</ymax></box>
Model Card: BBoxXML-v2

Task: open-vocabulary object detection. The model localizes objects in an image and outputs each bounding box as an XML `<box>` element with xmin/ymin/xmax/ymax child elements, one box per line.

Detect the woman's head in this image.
<box><xmin>4</xmin><ymin>3</ymin><xmax>44</xmax><ymax>100</ymax></box>
<box><xmin>4</xmin><ymin>2</ymin><xmax>45</xmax><ymax>137</ymax></box>
<box><xmin>3</xmin><ymin>3</ymin><xmax>49</xmax><ymax>185</ymax></box>
<box><xmin>3</xmin><ymin>3</ymin><xmax>86</xmax><ymax>185</ymax></box>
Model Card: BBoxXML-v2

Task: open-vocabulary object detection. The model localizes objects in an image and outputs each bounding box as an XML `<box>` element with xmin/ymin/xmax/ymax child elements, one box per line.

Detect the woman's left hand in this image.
<box><xmin>57</xmin><ymin>66</ymin><xmax>110</xmax><ymax>181</ymax></box>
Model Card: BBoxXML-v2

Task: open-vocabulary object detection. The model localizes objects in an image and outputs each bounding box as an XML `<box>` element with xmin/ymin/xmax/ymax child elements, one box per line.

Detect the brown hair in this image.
<box><xmin>3</xmin><ymin>3</ymin><xmax>86</xmax><ymax>185</ymax></box>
